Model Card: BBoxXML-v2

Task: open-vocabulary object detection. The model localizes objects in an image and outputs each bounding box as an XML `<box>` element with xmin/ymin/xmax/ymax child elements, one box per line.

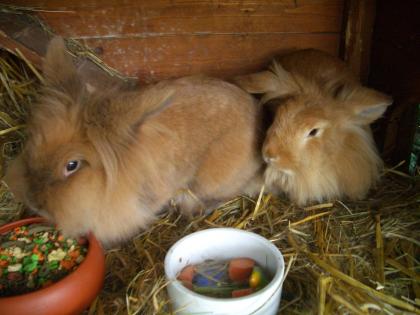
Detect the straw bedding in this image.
<box><xmin>0</xmin><ymin>49</ymin><xmax>419</xmax><ymax>315</ymax></box>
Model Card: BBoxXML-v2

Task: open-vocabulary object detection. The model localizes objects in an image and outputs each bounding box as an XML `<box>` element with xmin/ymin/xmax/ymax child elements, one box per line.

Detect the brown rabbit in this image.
<box><xmin>234</xmin><ymin>49</ymin><xmax>393</xmax><ymax>205</ymax></box>
<box><xmin>4</xmin><ymin>37</ymin><xmax>263</xmax><ymax>244</ymax></box>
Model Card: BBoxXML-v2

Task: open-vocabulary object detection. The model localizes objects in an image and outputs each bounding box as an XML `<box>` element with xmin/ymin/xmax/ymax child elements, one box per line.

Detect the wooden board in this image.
<box><xmin>1</xmin><ymin>0</ymin><xmax>345</xmax><ymax>81</ymax></box>
<box><xmin>85</xmin><ymin>33</ymin><xmax>340</xmax><ymax>82</ymax></box>
<box><xmin>36</xmin><ymin>1</ymin><xmax>343</xmax><ymax>37</ymax></box>
<box><xmin>341</xmin><ymin>0</ymin><xmax>376</xmax><ymax>83</ymax></box>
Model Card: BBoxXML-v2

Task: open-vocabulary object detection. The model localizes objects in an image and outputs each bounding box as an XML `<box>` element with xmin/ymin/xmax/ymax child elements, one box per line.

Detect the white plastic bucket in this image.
<box><xmin>164</xmin><ymin>228</ymin><xmax>285</xmax><ymax>315</ymax></box>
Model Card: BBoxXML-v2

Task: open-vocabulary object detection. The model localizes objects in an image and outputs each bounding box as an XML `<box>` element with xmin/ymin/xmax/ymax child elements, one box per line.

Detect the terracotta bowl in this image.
<box><xmin>0</xmin><ymin>217</ymin><xmax>105</xmax><ymax>315</ymax></box>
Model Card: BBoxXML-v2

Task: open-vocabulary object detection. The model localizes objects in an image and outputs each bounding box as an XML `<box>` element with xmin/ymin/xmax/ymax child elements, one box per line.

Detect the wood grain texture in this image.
<box><xmin>1</xmin><ymin>0</ymin><xmax>345</xmax><ymax>81</ymax></box>
<box><xmin>83</xmin><ymin>33</ymin><xmax>340</xmax><ymax>82</ymax></box>
<box><xmin>342</xmin><ymin>0</ymin><xmax>376</xmax><ymax>83</ymax></box>
<box><xmin>34</xmin><ymin>0</ymin><xmax>344</xmax><ymax>38</ymax></box>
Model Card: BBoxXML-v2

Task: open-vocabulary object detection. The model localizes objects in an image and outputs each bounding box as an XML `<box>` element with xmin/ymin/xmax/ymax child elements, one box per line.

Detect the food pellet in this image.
<box><xmin>0</xmin><ymin>223</ymin><xmax>88</xmax><ymax>297</ymax></box>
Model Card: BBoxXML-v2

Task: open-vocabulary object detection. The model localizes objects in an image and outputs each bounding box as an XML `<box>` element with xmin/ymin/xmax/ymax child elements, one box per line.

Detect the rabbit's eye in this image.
<box><xmin>307</xmin><ymin>128</ymin><xmax>319</xmax><ymax>137</ymax></box>
<box><xmin>64</xmin><ymin>160</ymin><xmax>80</xmax><ymax>177</ymax></box>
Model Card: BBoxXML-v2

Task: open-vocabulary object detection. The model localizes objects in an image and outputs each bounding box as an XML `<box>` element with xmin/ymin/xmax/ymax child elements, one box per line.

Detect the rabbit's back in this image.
<box><xmin>134</xmin><ymin>76</ymin><xmax>263</xmax><ymax>207</ymax></box>
<box><xmin>278</xmin><ymin>49</ymin><xmax>359</xmax><ymax>88</ymax></box>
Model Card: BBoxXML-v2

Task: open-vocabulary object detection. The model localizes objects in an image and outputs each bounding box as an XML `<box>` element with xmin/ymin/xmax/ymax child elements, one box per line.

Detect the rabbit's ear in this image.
<box><xmin>43</xmin><ymin>37</ymin><xmax>77</xmax><ymax>86</ymax></box>
<box><xmin>85</xmin><ymin>86</ymin><xmax>175</xmax><ymax>188</ymax></box>
<box><xmin>345</xmin><ymin>86</ymin><xmax>393</xmax><ymax>125</ymax></box>
<box><xmin>233</xmin><ymin>71</ymin><xmax>281</xmax><ymax>94</ymax></box>
<box><xmin>235</xmin><ymin>61</ymin><xmax>299</xmax><ymax>96</ymax></box>
<box><xmin>260</xmin><ymin>61</ymin><xmax>300</xmax><ymax>105</ymax></box>
<box><xmin>89</xmin><ymin>83</ymin><xmax>175</xmax><ymax>135</ymax></box>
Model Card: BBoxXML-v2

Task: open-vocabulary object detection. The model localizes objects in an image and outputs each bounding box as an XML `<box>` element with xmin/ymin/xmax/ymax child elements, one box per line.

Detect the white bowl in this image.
<box><xmin>164</xmin><ymin>228</ymin><xmax>285</xmax><ymax>315</ymax></box>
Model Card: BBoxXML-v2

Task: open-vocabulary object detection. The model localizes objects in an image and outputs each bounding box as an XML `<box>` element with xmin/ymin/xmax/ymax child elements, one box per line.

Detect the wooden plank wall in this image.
<box><xmin>341</xmin><ymin>0</ymin><xmax>376</xmax><ymax>84</ymax></box>
<box><xmin>4</xmin><ymin>0</ymin><xmax>345</xmax><ymax>83</ymax></box>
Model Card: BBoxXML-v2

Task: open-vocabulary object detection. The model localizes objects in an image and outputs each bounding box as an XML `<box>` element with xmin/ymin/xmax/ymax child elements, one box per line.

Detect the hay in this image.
<box><xmin>0</xmin><ymin>51</ymin><xmax>39</xmax><ymax>224</ymax></box>
<box><xmin>95</xmin><ymin>173</ymin><xmax>419</xmax><ymax>315</ymax></box>
<box><xmin>0</xmin><ymin>47</ymin><xmax>419</xmax><ymax>315</ymax></box>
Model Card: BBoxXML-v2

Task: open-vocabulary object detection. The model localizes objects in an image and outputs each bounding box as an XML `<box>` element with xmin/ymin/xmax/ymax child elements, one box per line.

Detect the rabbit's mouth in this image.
<box><xmin>267</xmin><ymin>164</ymin><xmax>295</xmax><ymax>177</ymax></box>
<box><xmin>264</xmin><ymin>164</ymin><xmax>293</xmax><ymax>187</ymax></box>
<box><xmin>23</xmin><ymin>194</ymin><xmax>55</xmax><ymax>222</ymax></box>
<box><xmin>263</xmin><ymin>154</ymin><xmax>296</xmax><ymax>177</ymax></box>
<box><xmin>23</xmin><ymin>195</ymin><xmax>40</xmax><ymax>213</ymax></box>
<box><xmin>35</xmin><ymin>208</ymin><xmax>55</xmax><ymax>223</ymax></box>
<box><xmin>277</xmin><ymin>168</ymin><xmax>294</xmax><ymax>176</ymax></box>
<box><xmin>264</xmin><ymin>165</ymin><xmax>334</xmax><ymax>206</ymax></box>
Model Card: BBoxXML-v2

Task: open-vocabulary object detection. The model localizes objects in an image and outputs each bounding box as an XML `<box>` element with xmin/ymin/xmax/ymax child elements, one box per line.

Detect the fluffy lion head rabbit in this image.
<box><xmin>234</xmin><ymin>49</ymin><xmax>393</xmax><ymax>206</ymax></box>
<box><xmin>4</xmin><ymin>37</ymin><xmax>264</xmax><ymax>244</ymax></box>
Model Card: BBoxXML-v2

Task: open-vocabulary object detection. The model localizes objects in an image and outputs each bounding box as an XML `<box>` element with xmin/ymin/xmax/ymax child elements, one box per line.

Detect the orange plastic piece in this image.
<box><xmin>232</xmin><ymin>288</ymin><xmax>254</xmax><ymax>298</ymax></box>
<box><xmin>228</xmin><ymin>258</ymin><xmax>255</xmax><ymax>282</ymax></box>
<box><xmin>177</xmin><ymin>265</ymin><xmax>195</xmax><ymax>284</ymax></box>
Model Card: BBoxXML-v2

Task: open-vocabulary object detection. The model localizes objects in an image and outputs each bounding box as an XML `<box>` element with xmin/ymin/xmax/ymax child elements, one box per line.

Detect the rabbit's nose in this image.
<box><xmin>262</xmin><ymin>146</ymin><xmax>277</xmax><ymax>164</ymax></box>
<box><xmin>262</xmin><ymin>149</ymin><xmax>279</xmax><ymax>164</ymax></box>
<box><xmin>263</xmin><ymin>155</ymin><xmax>279</xmax><ymax>164</ymax></box>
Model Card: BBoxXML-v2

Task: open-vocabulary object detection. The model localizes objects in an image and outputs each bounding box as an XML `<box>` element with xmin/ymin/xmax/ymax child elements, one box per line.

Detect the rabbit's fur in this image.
<box><xmin>5</xmin><ymin>37</ymin><xmax>263</xmax><ymax>244</ymax></box>
<box><xmin>234</xmin><ymin>49</ymin><xmax>393</xmax><ymax>205</ymax></box>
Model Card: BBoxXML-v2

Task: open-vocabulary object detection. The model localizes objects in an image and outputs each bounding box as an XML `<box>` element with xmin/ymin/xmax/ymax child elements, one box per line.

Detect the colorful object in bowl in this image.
<box><xmin>177</xmin><ymin>258</ymin><xmax>271</xmax><ymax>298</ymax></box>
<box><xmin>0</xmin><ymin>217</ymin><xmax>105</xmax><ymax>315</ymax></box>
<box><xmin>0</xmin><ymin>223</ymin><xmax>88</xmax><ymax>297</ymax></box>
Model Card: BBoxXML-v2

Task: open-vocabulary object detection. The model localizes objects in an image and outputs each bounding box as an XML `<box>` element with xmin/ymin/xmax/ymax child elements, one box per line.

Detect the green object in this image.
<box><xmin>22</xmin><ymin>256</ymin><xmax>31</xmax><ymax>266</ymax></box>
<box><xmin>48</xmin><ymin>260</ymin><xmax>59</xmax><ymax>270</ymax></box>
<box><xmin>23</xmin><ymin>261</ymin><xmax>38</xmax><ymax>273</ymax></box>
<box><xmin>192</xmin><ymin>284</ymin><xmax>245</xmax><ymax>298</ymax></box>
<box><xmin>31</xmin><ymin>254</ymin><xmax>39</xmax><ymax>262</ymax></box>
<box><xmin>38</xmin><ymin>277</ymin><xmax>45</xmax><ymax>286</ymax></box>
<box><xmin>33</xmin><ymin>238</ymin><xmax>44</xmax><ymax>245</ymax></box>
<box><xmin>249</xmin><ymin>266</ymin><xmax>269</xmax><ymax>290</ymax></box>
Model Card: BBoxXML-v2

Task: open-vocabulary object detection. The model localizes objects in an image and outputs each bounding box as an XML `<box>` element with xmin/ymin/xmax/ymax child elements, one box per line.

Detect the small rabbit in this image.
<box><xmin>4</xmin><ymin>37</ymin><xmax>263</xmax><ymax>244</ymax></box>
<box><xmin>234</xmin><ymin>49</ymin><xmax>393</xmax><ymax>205</ymax></box>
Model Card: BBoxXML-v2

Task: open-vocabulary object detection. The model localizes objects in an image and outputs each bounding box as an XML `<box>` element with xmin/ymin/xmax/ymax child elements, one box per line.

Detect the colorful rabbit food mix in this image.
<box><xmin>0</xmin><ymin>223</ymin><xmax>88</xmax><ymax>297</ymax></box>
<box><xmin>177</xmin><ymin>258</ymin><xmax>271</xmax><ymax>298</ymax></box>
